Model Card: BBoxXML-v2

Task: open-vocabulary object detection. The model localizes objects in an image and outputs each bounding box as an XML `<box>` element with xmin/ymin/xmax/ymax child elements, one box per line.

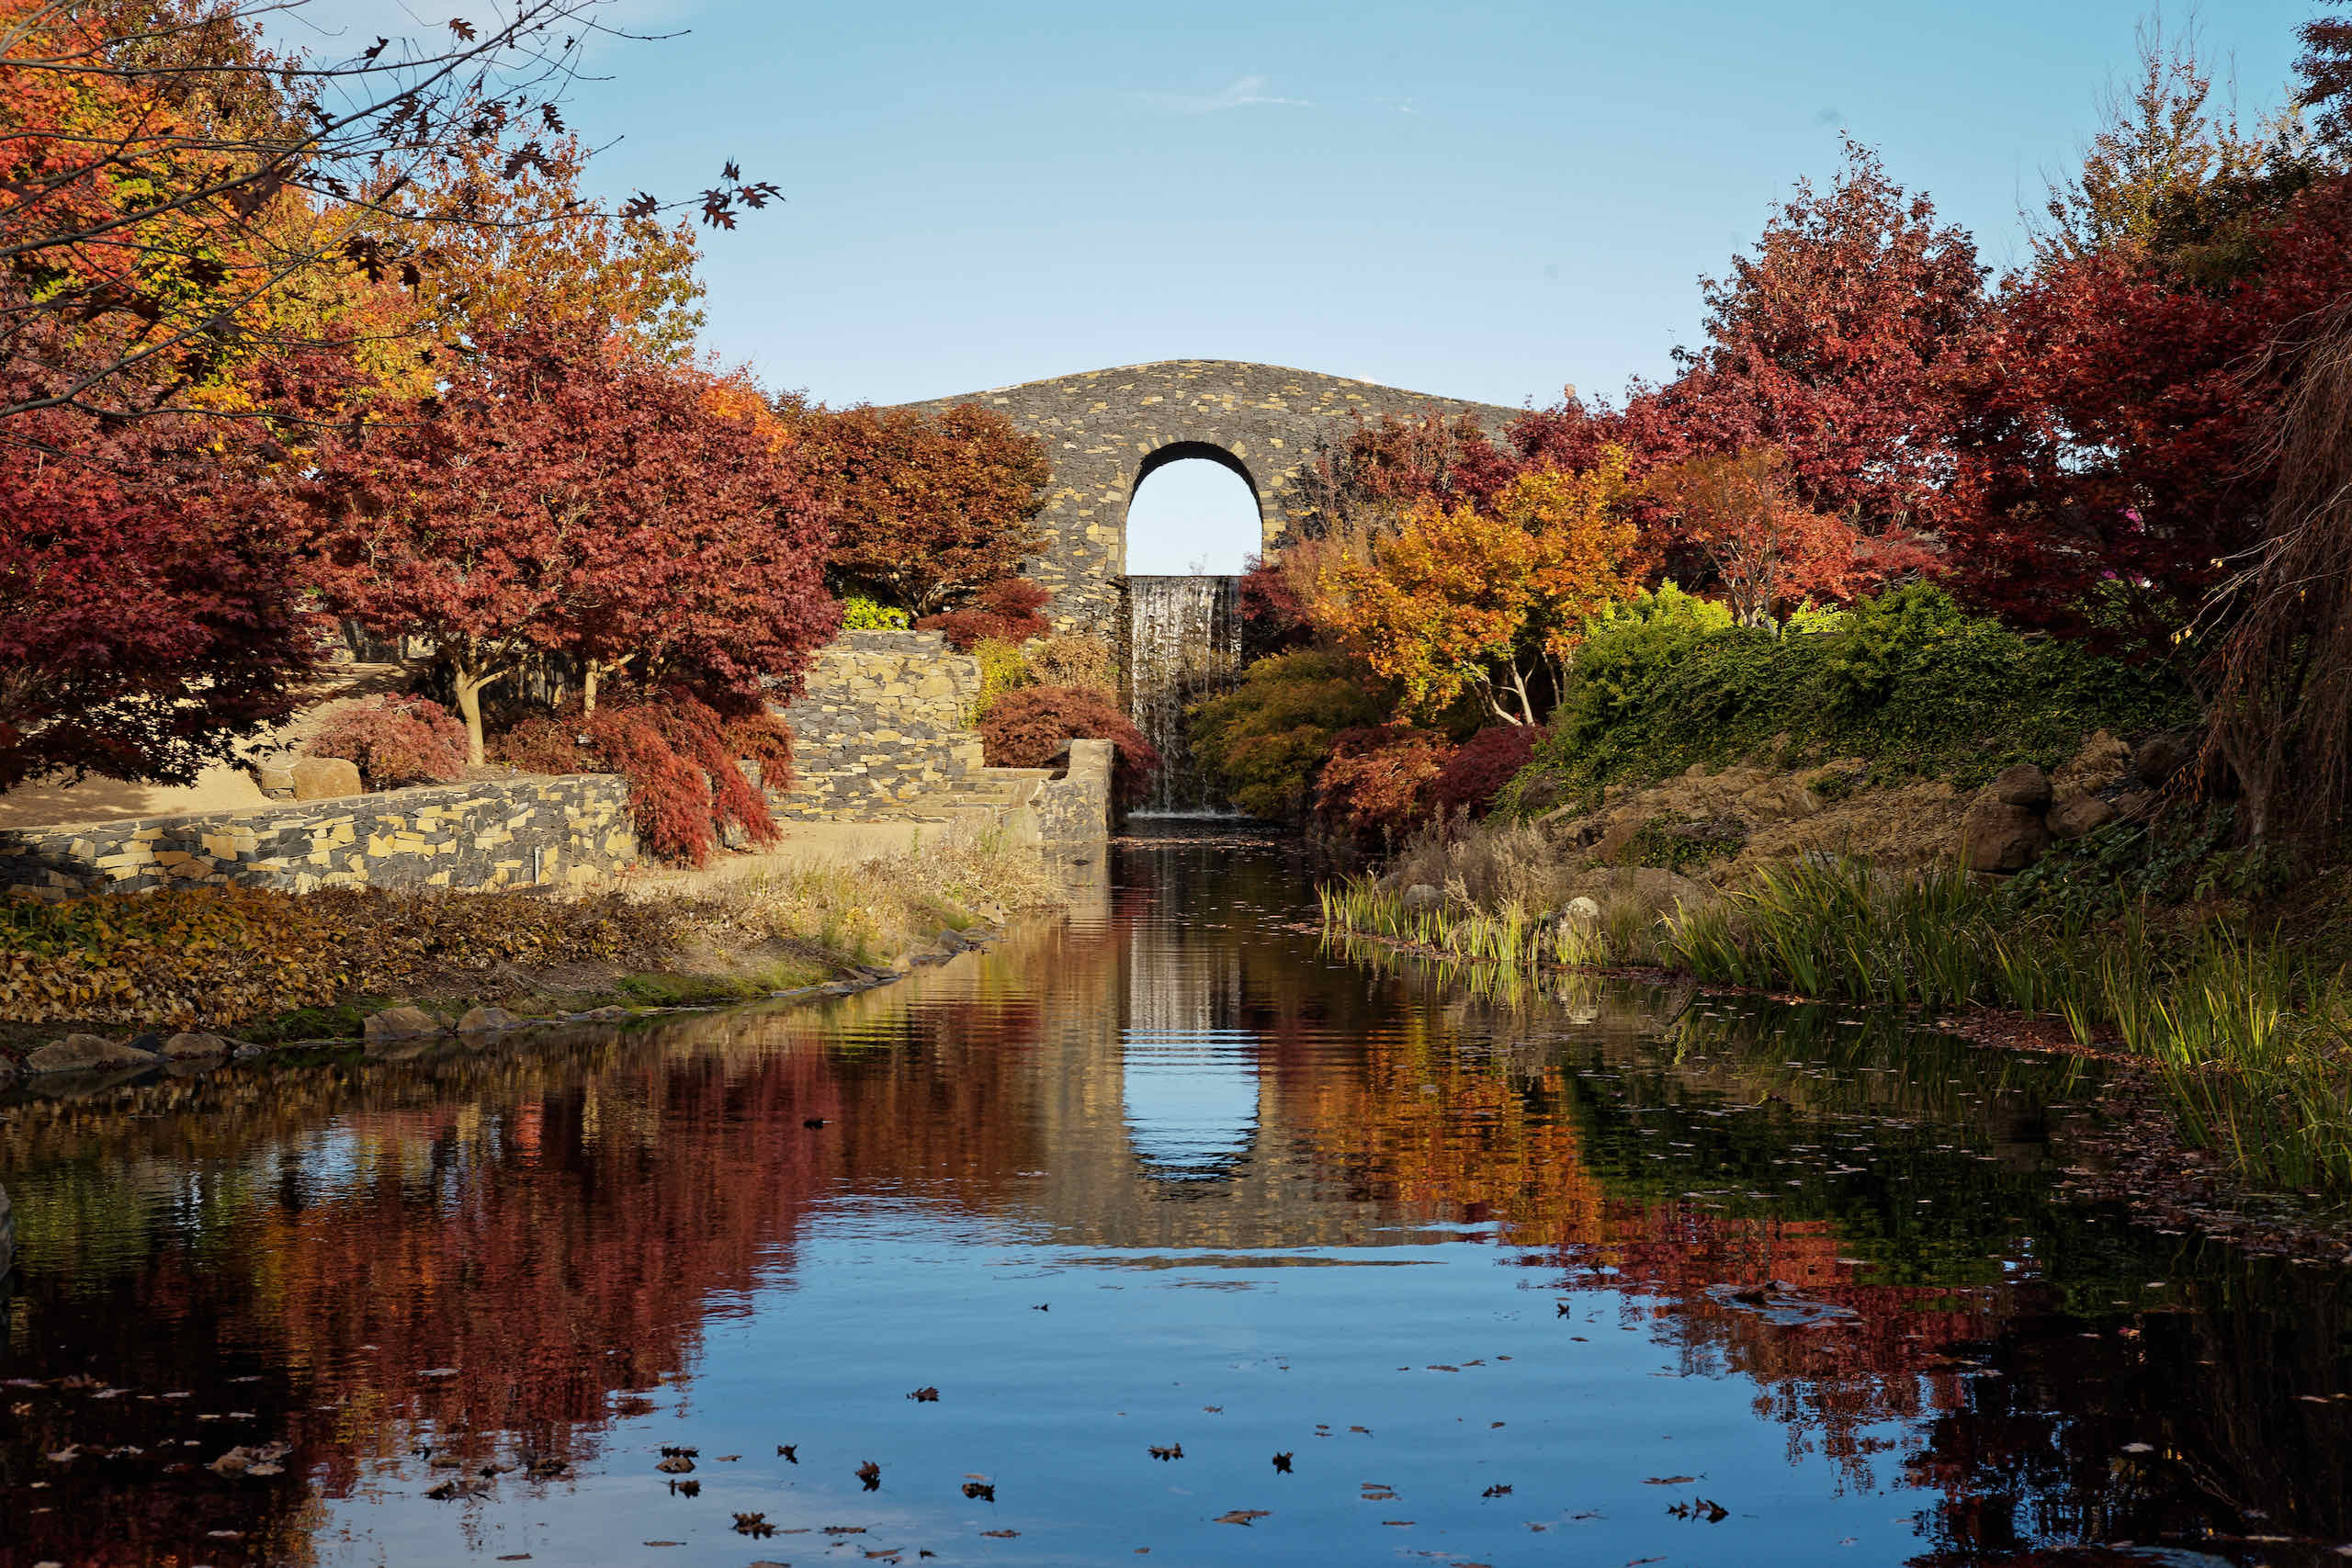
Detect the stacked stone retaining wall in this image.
<box><xmin>0</xmin><ymin>774</ymin><xmax>637</xmax><ymax>899</ymax></box>
<box><xmin>774</xmin><ymin>630</ymin><xmax>985</xmax><ymax>818</ymax></box>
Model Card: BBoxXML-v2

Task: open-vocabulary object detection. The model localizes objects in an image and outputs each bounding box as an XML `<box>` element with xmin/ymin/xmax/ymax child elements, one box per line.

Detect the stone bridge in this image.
<box><xmin>890</xmin><ymin>360</ymin><xmax>1524</xmax><ymax>637</ymax></box>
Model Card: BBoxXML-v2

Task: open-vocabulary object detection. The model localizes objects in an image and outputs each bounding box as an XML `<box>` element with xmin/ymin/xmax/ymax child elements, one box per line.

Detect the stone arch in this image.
<box><xmin>888</xmin><ymin>360</ymin><xmax>1523</xmax><ymax>637</ymax></box>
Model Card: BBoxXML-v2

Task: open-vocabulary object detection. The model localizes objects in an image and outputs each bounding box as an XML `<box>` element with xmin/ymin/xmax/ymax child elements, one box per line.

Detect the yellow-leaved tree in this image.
<box><xmin>1316</xmin><ymin>447</ymin><xmax>1640</xmax><ymax>725</ymax></box>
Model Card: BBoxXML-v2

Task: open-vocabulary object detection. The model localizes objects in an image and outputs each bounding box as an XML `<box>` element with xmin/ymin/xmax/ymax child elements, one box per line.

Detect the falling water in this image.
<box><xmin>1125</xmin><ymin>574</ymin><xmax>1242</xmax><ymax>816</ymax></box>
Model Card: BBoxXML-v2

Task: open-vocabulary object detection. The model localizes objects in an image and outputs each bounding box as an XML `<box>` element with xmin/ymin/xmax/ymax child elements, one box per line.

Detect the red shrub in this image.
<box><xmin>917</xmin><ymin>577</ymin><xmax>1053</xmax><ymax>651</ymax></box>
<box><xmin>307</xmin><ymin>695</ymin><xmax>469</xmax><ymax>789</ymax></box>
<box><xmin>723</xmin><ymin>710</ymin><xmax>796</xmax><ymax>793</ymax></box>
<box><xmin>979</xmin><ymin>683</ymin><xmax>1161</xmax><ymax>809</ymax></box>
<box><xmin>488</xmin><ymin>694</ymin><xmax>784</xmax><ymax>866</ymax></box>
<box><xmin>1431</xmin><ymin>725</ymin><xmax>1543</xmax><ymax>819</ymax></box>
<box><xmin>486</xmin><ymin>716</ymin><xmax>594</xmax><ymax>776</ymax></box>
<box><xmin>1316</xmin><ymin>725</ymin><xmax>1454</xmax><ymax>841</ymax></box>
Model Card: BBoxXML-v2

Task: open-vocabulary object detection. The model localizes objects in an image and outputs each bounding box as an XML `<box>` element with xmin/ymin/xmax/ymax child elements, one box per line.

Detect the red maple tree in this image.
<box><xmin>306</xmin><ymin>318</ymin><xmax>837</xmax><ymax>762</ymax></box>
<box><xmin>0</xmin><ymin>399</ymin><xmax>328</xmax><ymax>791</ymax></box>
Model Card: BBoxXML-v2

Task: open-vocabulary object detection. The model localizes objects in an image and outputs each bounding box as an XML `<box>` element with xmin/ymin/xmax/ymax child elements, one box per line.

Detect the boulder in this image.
<box><xmin>254</xmin><ymin>761</ymin><xmax>298</xmax><ymax>799</ymax></box>
<box><xmin>1400</xmin><ymin>883</ymin><xmax>1443</xmax><ymax>914</ymax></box>
<box><xmin>2053</xmin><ymin>730</ymin><xmax>2132</xmax><ymax>796</ymax></box>
<box><xmin>2047</xmin><ymin>792</ymin><xmax>2117</xmax><ymax>840</ymax></box>
<box><xmin>161</xmin><ymin>1032</ymin><xmax>232</xmax><ymax>1059</ymax></box>
<box><xmin>1561</xmin><ymin>895</ymin><xmax>1602</xmax><ymax>924</ymax></box>
<box><xmin>2133</xmin><ymin>733</ymin><xmax>2196</xmax><ymax>785</ymax></box>
<box><xmin>456</xmin><ymin>1006</ymin><xmax>521</xmax><ymax>1034</ymax></box>
<box><xmin>577</xmin><ymin>1005</ymin><xmax>629</xmax><ymax>1022</ymax></box>
<box><xmin>288</xmin><ymin>755</ymin><xmax>362</xmax><ymax>801</ymax></box>
<box><xmin>362</xmin><ymin>1005</ymin><xmax>447</xmax><ymax>1044</ymax></box>
<box><xmin>25</xmin><ymin>1033</ymin><xmax>161</xmax><ymax>1074</ymax></box>
<box><xmin>1960</xmin><ymin>798</ymin><xmax>2048</xmax><ymax>873</ymax></box>
<box><xmin>1990</xmin><ymin>763</ymin><xmax>2052</xmax><ymax>808</ymax></box>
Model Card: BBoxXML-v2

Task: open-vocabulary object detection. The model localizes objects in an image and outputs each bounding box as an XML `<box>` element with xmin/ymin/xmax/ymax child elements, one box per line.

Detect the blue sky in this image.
<box><xmin>296</xmin><ymin>0</ymin><xmax>2320</xmax><ymax>569</ymax></box>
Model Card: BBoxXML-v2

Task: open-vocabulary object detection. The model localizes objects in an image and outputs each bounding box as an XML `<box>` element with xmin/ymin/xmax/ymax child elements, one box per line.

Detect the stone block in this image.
<box><xmin>1960</xmin><ymin>797</ymin><xmax>2048</xmax><ymax>873</ymax></box>
<box><xmin>364</xmin><ymin>1005</ymin><xmax>447</xmax><ymax>1044</ymax></box>
<box><xmin>162</xmin><ymin>1032</ymin><xmax>233</xmax><ymax>1059</ymax></box>
<box><xmin>27</xmin><ymin>1033</ymin><xmax>161</xmax><ymax>1073</ymax></box>
<box><xmin>1990</xmin><ymin>763</ymin><xmax>2052</xmax><ymax>808</ymax></box>
<box><xmin>289</xmin><ymin>756</ymin><xmax>363</xmax><ymax>800</ymax></box>
<box><xmin>2048</xmin><ymin>792</ymin><xmax>2116</xmax><ymax>840</ymax></box>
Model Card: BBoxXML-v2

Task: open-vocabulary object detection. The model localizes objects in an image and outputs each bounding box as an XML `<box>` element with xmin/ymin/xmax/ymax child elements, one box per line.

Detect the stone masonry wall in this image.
<box><xmin>0</xmin><ymin>774</ymin><xmax>637</xmax><ymax>899</ymax></box>
<box><xmin>891</xmin><ymin>360</ymin><xmax>1523</xmax><ymax>637</ymax></box>
<box><xmin>774</xmin><ymin>630</ymin><xmax>984</xmax><ymax>819</ymax></box>
<box><xmin>1033</xmin><ymin>740</ymin><xmax>1112</xmax><ymax>863</ymax></box>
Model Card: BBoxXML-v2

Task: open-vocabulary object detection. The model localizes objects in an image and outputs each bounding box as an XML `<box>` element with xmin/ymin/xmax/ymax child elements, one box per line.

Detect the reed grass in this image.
<box><xmin>1319</xmin><ymin>854</ymin><xmax>2352</xmax><ymax>1192</ymax></box>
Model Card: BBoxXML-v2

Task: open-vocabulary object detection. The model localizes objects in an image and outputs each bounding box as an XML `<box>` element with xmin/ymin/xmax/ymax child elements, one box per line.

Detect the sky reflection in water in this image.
<box><xmin>3</xmin><ymin>835</ymin><xmax>2349</xmax><ymax>1566</ymax></box>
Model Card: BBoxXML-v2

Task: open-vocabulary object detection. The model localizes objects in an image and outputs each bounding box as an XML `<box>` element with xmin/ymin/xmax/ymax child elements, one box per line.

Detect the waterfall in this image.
<box><xmin>1125</xmin><ymin>575</ymin><xmax>1242</xmax><ymax>816</ymax></box>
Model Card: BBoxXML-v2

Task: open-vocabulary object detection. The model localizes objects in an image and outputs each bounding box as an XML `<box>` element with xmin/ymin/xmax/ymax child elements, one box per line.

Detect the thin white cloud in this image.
<box><xmin>1139</xmin><ymin>75</ymin><xmax>1310</xmax><ymax>114</ymax></box>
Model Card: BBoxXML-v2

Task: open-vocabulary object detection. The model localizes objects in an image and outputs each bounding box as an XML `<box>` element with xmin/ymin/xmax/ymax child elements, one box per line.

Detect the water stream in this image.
<box><xmin>3</xmin><ymin>833</ymin><xmax>2348</xmax><ymax>1566</ymax></box>
<box><xmin>1123</xmin><ymin>575</ymin><xmax>1240</xmax><ymax>816</ymax></box>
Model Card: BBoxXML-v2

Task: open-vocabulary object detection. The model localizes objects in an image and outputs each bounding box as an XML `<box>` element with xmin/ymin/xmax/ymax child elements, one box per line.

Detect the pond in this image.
<box><xmin>3</xmin><ymin>832</ymin><xmax>2348</xmax><ymax>1567</ymax></box>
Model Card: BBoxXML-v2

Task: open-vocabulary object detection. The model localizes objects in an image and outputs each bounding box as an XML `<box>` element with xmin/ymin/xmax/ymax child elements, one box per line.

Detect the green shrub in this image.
<box><xmin>1191</xmin><ymin>649</ymin><xmax>1396</xmax><ymax>820</ymax></box>
<box><xmin>841</xmin><ymin>594</ymin><xmax>911</xmax><ymax>630</ymax></box>
<box><xmin>1557</xmin><ymin>583</ymin><xmax>1734</xmax><ymax>743</ymax></box>
<box><xmin>1521</xmin><ymin>584</ymin><xmax>2191</xmax><ymax>800</ymax></box>
<box><xmin>1823</xmin><ymin>582</ymin><xmax>1973</xmax><ymax>708</ymax></box>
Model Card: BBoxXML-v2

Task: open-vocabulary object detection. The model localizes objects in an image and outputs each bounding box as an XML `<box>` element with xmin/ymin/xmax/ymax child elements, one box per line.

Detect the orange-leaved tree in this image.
<box><xmin>1644</xmin><ymin>446</ymin><xmax>1925</xmax><ymax>626</ymax></box>
<box><xmin>784</xmin><ymin>400</ymin><xmax>1050</xmax><ymax>616</ymax></box>
<box><xmin>1315</xmin><ymin>448</ymin><xmax>1640</xmax><ymax>725</ymax></box>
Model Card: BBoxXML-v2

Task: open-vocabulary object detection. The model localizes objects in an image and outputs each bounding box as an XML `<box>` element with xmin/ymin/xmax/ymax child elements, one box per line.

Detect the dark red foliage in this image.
<box><xmin>0</xmin><ymin>401</ymin><xmax>327</xmax><ymax>791</ymax></box>
<box><xmin>978</xmin><ymin>684</ymin><xmax>1161</xmax><ymax>809</ymax></box>
<box><xmin>1316</xmin><ymin>725</ymin><xmax>1454</xmax><ymax>841</ymax></box>
<box><xmin>487</xmin><ymin>716</ymin><xmax>594</xmax><ymax>776</ymax></box>
<box><xmin>1293</xmin><ymin>411</ymin><xmax>1522</xmax><ymax>537</ymax></box>
<box><xmin>492</xmin><ymin>692</ymin><xmax>781</xmax><ymax>866</ymax></box>
<box><xmin>1237</xmin><ymin>553</ymin><xmax>1314</xmax><ymax>654</ymax></box>
<box><xmin>308</xmin><ymin>695</ymin><xmax>469</xmax><ymax>789</ymax></box>
<box><xmin>1945</xmin><ymin>178</ymin><xmax>2352</xmax><ymax>652</ymax></box>
<box><xmin>916</xmin><ymin>577</ymin><xmax>1053</xmax><ymax>651</ymax></box>
<box><xmin>723</xmin><ymin>711</ymin><xmax>796</xmax><ymax>792</ymax></box>
<box><xmin>1431</xmin><ymin>725</ymin><xmax>1543</xmax><ymax>819</ymax></box>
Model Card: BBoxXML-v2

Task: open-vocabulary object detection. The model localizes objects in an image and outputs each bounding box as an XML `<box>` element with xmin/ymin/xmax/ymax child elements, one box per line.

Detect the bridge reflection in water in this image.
<box><xmin>0</xmin><ymin>834</ymin><xmax>2346</xmax><ymax>1568</ymax></box>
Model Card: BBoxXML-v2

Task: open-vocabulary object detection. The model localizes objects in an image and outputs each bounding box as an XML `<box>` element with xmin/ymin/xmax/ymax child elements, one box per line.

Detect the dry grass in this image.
<box><xmin>1385</xmin><ymin>818</ymin><xmax>1575</xmax><ymax>912</ymax></box>
<box><xmin>697</xmin><ymin>827</ymin><xmax>1065</xmax><ymax>971</ymax></box>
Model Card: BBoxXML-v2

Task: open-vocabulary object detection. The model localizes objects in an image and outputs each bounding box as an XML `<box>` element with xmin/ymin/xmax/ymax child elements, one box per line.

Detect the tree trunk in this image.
<box><xmin>582</xmin><ymin>661</ymin><xmax>601</xmax><ymax>716</ymax></box>
<box><xmin>452</xmin><ymin>676</ymin><xmax>486</xmax><ymax>768</ymax></box>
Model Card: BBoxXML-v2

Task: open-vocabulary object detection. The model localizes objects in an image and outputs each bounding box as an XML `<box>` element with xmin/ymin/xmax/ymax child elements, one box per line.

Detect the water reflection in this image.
<box><xmin>0</xmin><ymin>835</ymin><xmax>2346</xmax><ymax>1566</ymax></box>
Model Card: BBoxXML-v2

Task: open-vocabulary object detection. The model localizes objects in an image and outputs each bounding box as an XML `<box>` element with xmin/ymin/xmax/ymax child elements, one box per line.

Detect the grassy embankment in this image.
<box><xmin>0</xmin><ymin>829</ymin><xmax>1062</xmax><ymax>1058</ymax></box>
<box><xmin>1315</xmin><ymin>590</ymin><xmax>2352</xmax><ymax>1193</ymax></box>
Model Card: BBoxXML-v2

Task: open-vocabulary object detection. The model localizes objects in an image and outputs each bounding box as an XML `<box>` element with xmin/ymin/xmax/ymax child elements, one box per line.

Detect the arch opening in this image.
<box><xmin>1125</xmin><ymin>446</ymin><xmax>1262</xmax><ymax>576</ymax></box>
<box><xmin>1123</xmin><ymin>449</ymin><xmax>1250</xmax><ymax>816</ymax></box>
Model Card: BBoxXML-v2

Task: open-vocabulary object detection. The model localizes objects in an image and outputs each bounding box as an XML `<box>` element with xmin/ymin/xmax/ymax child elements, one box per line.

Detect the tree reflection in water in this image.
<box><xmin>0</xmin><ymin>838</ymin><xmax>2344</xmax><ymax>1567</ymax></box>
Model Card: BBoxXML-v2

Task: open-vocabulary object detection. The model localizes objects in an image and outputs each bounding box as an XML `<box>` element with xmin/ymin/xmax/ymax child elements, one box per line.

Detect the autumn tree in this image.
<box><xmin>1636</xmin><ymin>139</ymin><xmax>1985</xmax><ymax>544</ymax></box>
<box><xmin>0</xmin><ymin>0</ymin><xmax>779</xmax><ymax>424</ymax></box>
<box><xmin>0</xmin><ymin>396</ymin><xmax>325</xmax><ymax>790</ymax></box>
<box><xmin>1645</xmin><ymin>446</ymin><xmax>1928</xmax><ymax>626</ymax></box>
<box><xmin>305</xmin><ymin>318</ymin><xmax>837</xmax><ymax>763</ymax></box>
<box><xmin>1315</xmin><ymin>451</ymin><xmax>1639</xmax><ymax>725</ymax></box>
<box><xmin>786</xmin><ymin>400</ymin><xmax>1050</xmax><ymax>616</ymax></box>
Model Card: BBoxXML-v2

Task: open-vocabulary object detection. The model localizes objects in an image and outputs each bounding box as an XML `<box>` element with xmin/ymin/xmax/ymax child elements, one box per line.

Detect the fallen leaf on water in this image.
<box><xmin>1644</xmin><ymin>1475</ymin><xmax>1698</xmax><ymax>1485</ymax></box>
<box><xmin>642</xmin><ymin>1543</ymin><xmax>682</xmax><ymax>1550</ymax></box>
<box><xmin>1148</xmin><ymin>1444</ymin><xmax>1182</xmax><ymax>1461</ymax></box>
<box><xmin>1213</xmin><ymin>1510</ymin><xmax>1271</xmax><ymax>1526</ymax></box>
<box><xmin>857</xmin><ymin>1460</ymin><xmax>882</xmax><ymax>1490</ymax></box>
<box><xmin>908</xmin><ymin>1387</ymin><xmax>940</xmax><ymax>1403</ymax></box>
<box><xmin>981</xmin><ymin>1529</ymin><xmax>1020</xmax><ymax>1539</ymax></box>
<box><xmin>1482</xmin><ymin>1484</ymin><xmax>1513</xmax><ymax>1497</ymax></box>
<box><xmin>1382</xmin><ymin>1519</ymin><xmax>1416</xmax><ymax>1527</ymax></box>
<box><xmin>776</xmin><ymin>1444</ymin><xmax>797</xmax><ymax>1462</ymax></box>
<box><xmin>1349</xmin><ymin>1425</ymin><xmax>1372</xmax><ymax>1434</ymax></box>
<box><xmin>1271</xmin><ymin>1452</ymin><xmax>1293</xmax><ymax>1473</ymax></box>
<box><xmin>963</xmin><ymin>1482</ymin><xmax>995</xmax><ymax>1501</ymax></box>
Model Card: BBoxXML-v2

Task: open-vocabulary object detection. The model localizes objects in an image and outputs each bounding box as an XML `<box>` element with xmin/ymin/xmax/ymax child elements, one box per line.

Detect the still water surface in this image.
<box><xmin>4</xmin><ymin>835</ymin><xmax>2349</xmax><ymax>1567</ymax></box>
